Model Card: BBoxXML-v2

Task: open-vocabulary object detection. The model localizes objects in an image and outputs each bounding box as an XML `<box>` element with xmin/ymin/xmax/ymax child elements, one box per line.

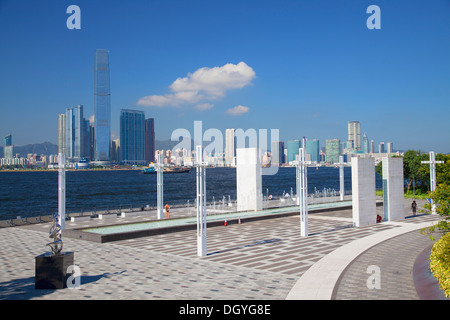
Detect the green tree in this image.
<box><xmin>436</xmin><ymin>154</ymin><xmax>450</xmax><ymax>185</ymax></box>
<box><xmin>402</xmin><ymin>150</ymin><xmax>429</xmax><ymax>192</ymax></box>
<box><xmin>421</xmin><ymin>183</ymin><xmax>450</xmax><ymax>239</ymax></box>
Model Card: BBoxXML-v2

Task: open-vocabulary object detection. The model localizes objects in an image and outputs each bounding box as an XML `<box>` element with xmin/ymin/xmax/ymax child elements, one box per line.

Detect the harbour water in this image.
<box><xmin>0</xmin><ymin>167</ymin><xmax>381</xmax><ymax>220</ymax></box>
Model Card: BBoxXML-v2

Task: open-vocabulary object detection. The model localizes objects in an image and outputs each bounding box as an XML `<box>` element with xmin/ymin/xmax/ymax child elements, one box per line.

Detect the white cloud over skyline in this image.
<box><xmin>137</xmin><ymin>62</ymin><xmax>256</xmax><ymax>109</ymax></box>
<box><xmin>225</xmin><ymin>105</ymin><xmax>249</xmax><ymax>116</ymax></box>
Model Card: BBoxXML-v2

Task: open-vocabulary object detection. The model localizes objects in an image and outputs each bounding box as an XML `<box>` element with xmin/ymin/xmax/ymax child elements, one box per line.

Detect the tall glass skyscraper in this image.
<box><xmin>120</xmin><ymin>109</ymin><xmax>146</xmax><ymax>164</ymax></box>
<box><xmin>305</xmin><ymin>139</ymin><xmax>320</xmax><ymax>162</ymax></box>
<box><xmin>66</xmin><ymin>105</ymin><xmax>90</xmax><ymax>161</ymax></box>
<box><xmin>286</xmin><ymin>140</ymin><xmax>301</xmax><ymax>163</ymax></box>
<box><xmin>4</xmin><ymin>134</ymin><xmax>13</xmax><ymax>159</ymax></box>
<box><xmin>94</xmin><ymin>49</ymin><xmax>111</xmax><ymax>162</ymax></box>
<box><xmin>362</xmin><ymin>133</ymin><xmax>369</xmax><ymax>154</ymax></box>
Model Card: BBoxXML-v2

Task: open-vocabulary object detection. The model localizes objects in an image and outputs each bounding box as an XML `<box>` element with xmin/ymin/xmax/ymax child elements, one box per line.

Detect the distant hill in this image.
<box><xmin>0</xmin><ymin>142</ymin><xmax>58</xmax><ymax>158</ymax></box>
<box><xmin>0</xmin><ymin>139</ymin><xmax>195</xmax><ymax>158</ymax></box>
<box><xmin>155</xmin><ymin>138</ymin><xmax>194</xmax><ymax>151</ymax></box>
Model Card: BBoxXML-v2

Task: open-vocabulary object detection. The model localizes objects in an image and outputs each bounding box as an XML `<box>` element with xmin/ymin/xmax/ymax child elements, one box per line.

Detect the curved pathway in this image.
<box><xmin>286</xmin><ymin>218</ymin><xmax>447</xmax><ymax>300</ymax></box>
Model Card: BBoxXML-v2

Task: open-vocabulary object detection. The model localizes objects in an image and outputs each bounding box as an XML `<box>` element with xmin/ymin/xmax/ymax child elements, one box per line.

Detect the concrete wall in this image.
<box><xmin>351</xmin><ymin>157</ymin><xmax>376</xmax><ymax>227</ymax></box>
<box><xmin>236</xmin><ymin>148</ymin><xmax>262</xmax><ymax>212</ymax></box>
<box><xmin>382</xmin><ymin>157</ymin><xmax>405</xmax><ymax>221</ymax></box>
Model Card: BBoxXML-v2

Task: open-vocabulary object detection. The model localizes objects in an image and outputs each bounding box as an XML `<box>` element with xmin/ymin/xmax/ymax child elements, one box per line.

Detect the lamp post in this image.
<box><xmin>156</xmin><ymin>154</ymin><xmax>164</xmax><ymax>220</ymax></box>
<box><xmin>294</xmin><ymin>148</ymin><xmax>310</xmax><ymax>237</ymax></box>
<box><xmin>195</xmin><ymin>145</ymin><xmax>207</xmax><ymax>256</ymax></box>
<box><xmin>58</xmin><ymin>153</ymin><xmax>66</xmax><ymax>230</ymax></box>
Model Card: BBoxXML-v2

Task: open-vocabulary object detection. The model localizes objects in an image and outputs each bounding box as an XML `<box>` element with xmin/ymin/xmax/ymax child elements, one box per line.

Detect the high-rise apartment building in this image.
<box><xmin>120</xmin><ymin>109</ymin><xmax>145</xmax><ymax>164</ymax></box>
<box><xmin>94</xmin><ymin>49</ymin><xmax>111</xmax><ymax>162</ymax></box>
<box><xmin>225</xmin><ymin>128</ymin><xmax>235</xmax><ymax>165</ymax></box>
<box><xmin>145</xmin><ymin>118</ymin><xmax>155</xmax><ymax>164</ymax></box>
<box><xmin>379</xmin><ymin>142</ymin><xmax>385</xmax><ymax>153</ymax></box>
<box><xmin>4</xmin><ymin>134</ymin><xmax>13</xmax><ymax>159</ymax></box>
<box><xmin>348</xmin><ymin>121</ymin><xmax>361</xmax><ymax>152</ymax></box>
<box><xmin>325</xmin><ymin>139</ymin><xmax>341</xmax><ymax>163</ymax></box>
<box><xmin>386</xmin><ymin>142</ymin><xmax>393</xmax><ymax>154</ymax></box>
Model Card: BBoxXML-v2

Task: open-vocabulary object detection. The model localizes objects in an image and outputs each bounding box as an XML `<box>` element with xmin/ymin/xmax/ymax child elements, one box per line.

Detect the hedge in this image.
<box><xmin>430</xmin><ymin>232</ymin><xmax>450</xmax><ymax>298</ymax></box>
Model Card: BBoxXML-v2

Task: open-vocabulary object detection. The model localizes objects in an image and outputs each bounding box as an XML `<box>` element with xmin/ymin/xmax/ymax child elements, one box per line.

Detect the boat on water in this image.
<box><xmin>164</xmin><ymin>167</ymin><xmax>191</xmax><ymax>173</ymax></box>
<box><xmin>141</xmin><ymin>165</ymin><xmax>191</xmax><ymax>174</ymax></box>
<box><xmin>142</xmin><ymin>166</ymin><xmax>156</xmax><ymax>174</ymax></box>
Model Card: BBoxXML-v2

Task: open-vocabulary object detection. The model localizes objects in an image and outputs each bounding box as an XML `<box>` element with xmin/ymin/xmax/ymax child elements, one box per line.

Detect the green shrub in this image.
<box><xmin>430</xmin><ymin>232</ymin><xmax>450</xmax><ymax>298</ymax></box>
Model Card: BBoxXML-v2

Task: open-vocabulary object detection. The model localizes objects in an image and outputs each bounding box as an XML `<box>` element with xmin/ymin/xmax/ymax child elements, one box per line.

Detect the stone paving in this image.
<box><xmin>333</xmin><ymin>229</ymin><xmax>437</xmax><ymax>300</ymax></box>
<box><xmin>0</xmin><ymin>198</ymin><xmax>446</xmax><ymax>300</ymax></box>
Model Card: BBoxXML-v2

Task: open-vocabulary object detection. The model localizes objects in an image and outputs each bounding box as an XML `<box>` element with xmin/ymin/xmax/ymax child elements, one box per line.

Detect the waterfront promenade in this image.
<box><xmin>0</xmin><ymin>198</ymin><xmax>447</xmax><ymax>300</ymax></box>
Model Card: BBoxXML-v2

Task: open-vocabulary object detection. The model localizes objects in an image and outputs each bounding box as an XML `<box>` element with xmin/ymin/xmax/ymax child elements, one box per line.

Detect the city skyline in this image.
<box><xmin>0</xmin><ymin>1</ymin><xmax>449</xmax><ymax>153</ymax></box>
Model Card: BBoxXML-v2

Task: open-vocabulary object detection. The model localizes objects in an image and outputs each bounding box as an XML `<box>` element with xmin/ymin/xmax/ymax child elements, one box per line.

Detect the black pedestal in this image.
<box><xmin>35</xmin><ymin>252</ymin><xmax>74</xmax><ymax>289</ymax></box>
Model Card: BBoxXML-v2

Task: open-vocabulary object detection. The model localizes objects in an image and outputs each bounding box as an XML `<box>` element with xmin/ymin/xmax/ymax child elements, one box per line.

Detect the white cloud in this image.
<box><xmin>226</xmin><ymin>105</ymin><xmax>249</xmax><ymax>116</ymax></box>
<box><xmin>137</xmin><ymin>62</ymin><xmax>255</xmax><ymax>107</ymax></box>
<box><xmin>194</xmin><ymin>103</ymin><xmax>214</xmax><ymax>111</ymax></box>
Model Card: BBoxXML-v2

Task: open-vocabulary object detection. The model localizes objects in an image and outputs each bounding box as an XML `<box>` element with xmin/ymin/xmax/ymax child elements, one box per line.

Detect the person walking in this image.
<box><xmin>164</xmin><ymin>203</ymin><xmax>170</xmax><ymax>219</ymax></box>
<box><xmin>411</xmin><ymin>200</ymin><xmax>417</xmax><ymax>215</ymax></box>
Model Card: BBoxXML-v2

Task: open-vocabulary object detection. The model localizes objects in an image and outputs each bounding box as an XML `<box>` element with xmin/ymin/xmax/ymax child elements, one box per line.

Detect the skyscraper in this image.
<box><xmin>66</xmin><ymin>105</ymin><xmax>90</xmax><ymax>161</ymax></box>
<box><xmin>286</xmin><ymin>140</ymin><xmax>301</xmax><ymax>163</ymax></box>
<box><xmin>271</xmin><ymin>141</ymin><xmax>284</xmax><ymax>165</ymax></box>
<box><xmin>145</xmin><ymin>118</ymin><xmax>155</xmax><ymax>164</ymax></box>
<box><xmin>94</xmin><ymin>49</ymin><xmax>111</xmax><ymax>162</ymax></box>
<box><xmin>362</xmin><ymin>133</ymin><xmax>369</xmax><ymax>154</ymax></box>
<box><xmin>4</xmin><ymin>134</ymin><xmax>13</xmax><ymax>159</ymax></box>
<box><xmin>305</xmin><ymin>139</ymin><xmax>320</xmax><ymax>162</ymax></box>
<box><xmin>379</xmin><ymin>142</ymin><xmax>385</xmax><ymax>153</ymax></box>
<box><xmin>58</xmin><ymin>114</ymin><xmax>66</xmax><ymax>155</ymax></box>
<box><xmin>386</xmin><ymin>142</ymin><xmax>393</xmax><ymax>154</ymax></box>
<box><xmin>348</xmin><ymin>121</ymin><xmax>361</xmax><ymax>152</ymax></box>
<box><xmin>325</xmin><ymin>139</ymin><xmax>341</xmax><ymax>163</ymax></box>
<box><xmin>120</xmin><ymin>109</ymin><xmax>145</xmax><ymax>164</ymax></box>
<box><xmin>225</xmin><ymin>129</ymin><xmax>235</xmax><ymax>165</ymax></box>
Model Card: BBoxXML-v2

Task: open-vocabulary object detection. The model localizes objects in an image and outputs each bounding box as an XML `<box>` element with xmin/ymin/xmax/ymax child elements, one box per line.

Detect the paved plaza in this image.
<box><xmin>0</xmin><ymin>198</ymin><xmax>447</xmax><ymax>300</ymax></box>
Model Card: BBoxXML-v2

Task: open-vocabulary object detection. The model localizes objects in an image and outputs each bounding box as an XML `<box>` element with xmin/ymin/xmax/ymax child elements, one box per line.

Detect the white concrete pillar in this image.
<box><xmin>236</xmin><ymin>148</ymin><xmax>262</xmax><ymax>212</ymax></box>
<box><xmin>351</xmin><ymin>157</ymin><xmax>376</xmax><ymax>227</ymax></box>
<box><xmin>382</xmin><ymin>157</ymin><xmax>404</xmax><ymax>221</ymax></box>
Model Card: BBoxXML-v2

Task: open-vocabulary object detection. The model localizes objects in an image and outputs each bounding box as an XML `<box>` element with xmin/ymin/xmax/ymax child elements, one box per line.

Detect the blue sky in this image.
<box><xmin>0</xmin><ymin>0</ymin><xmax>449</xmax><ymax>153</ymax></box>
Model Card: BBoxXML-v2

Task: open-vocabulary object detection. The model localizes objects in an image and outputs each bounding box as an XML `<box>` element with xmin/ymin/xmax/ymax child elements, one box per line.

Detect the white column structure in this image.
<box><xmin>421</xmin><ymin>151</ymin><xmax>444</xmax><ymax>214</ymax></box>
<box><xmin>351</xmin><ymin>157</ymin><xmax>376</xmax><ymax>227</ymax></box>
<box><xmin>236</xmin><ymin>148</ymin><xmax>262</xmax><ymax>212</ymax></box>
<box><xmin>382</xmin><ymin>157</ymin><xmax>404</xmax><ymax>221</ymax></box>
<box><xmin>195</xmin><ymin>145</ymin><xmax>207</xmax><ymax>257</ymax></box>
<box><xmin>298</xmin><ymin>148</ymin><xmax>309</xmax><ymax>237</ymax></box>
<box><xmin>156</xmin><ymin>154</ymin><xmax>164</xmax><ymax>220</ymax></box>
<box><xmin>58</xmin><ymin>153</ymin><xmax>66</xmax><ymax>230</ymax></box>
<box><xmin>339</xmin><ymin>155</ymin><xmax>345</xmax><ymax>201</ymax></box>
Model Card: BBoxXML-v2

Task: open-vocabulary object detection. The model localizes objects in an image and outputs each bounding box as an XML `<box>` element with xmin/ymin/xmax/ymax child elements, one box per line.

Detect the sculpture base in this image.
<box><xmin>35</xmin><ymin>252</ymin><xmax>74</xmax><ymax>289</ymax></box>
